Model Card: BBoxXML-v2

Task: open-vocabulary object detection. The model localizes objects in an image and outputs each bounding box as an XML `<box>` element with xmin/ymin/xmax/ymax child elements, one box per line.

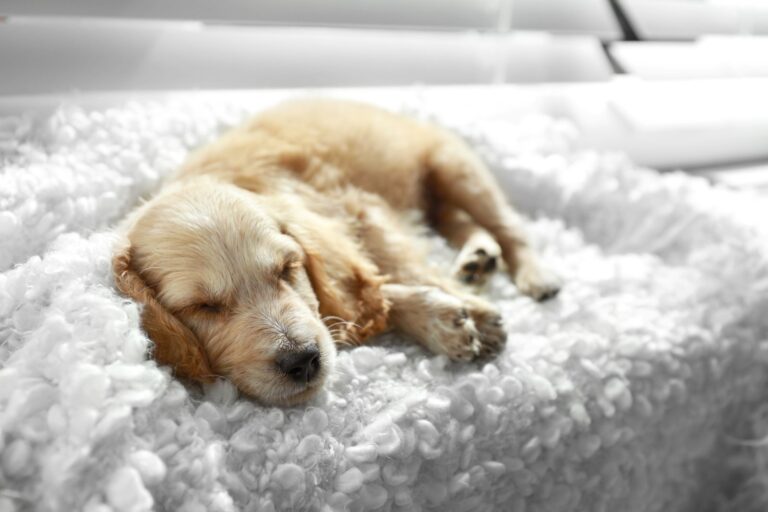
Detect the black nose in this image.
<box><xmin>276</xmin><ymin>346</ymin><xmax>321</xmax><ymax>384</ymax></box>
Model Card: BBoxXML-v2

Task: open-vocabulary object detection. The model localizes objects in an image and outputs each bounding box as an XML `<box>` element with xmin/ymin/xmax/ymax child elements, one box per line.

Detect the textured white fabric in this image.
<box><xmin>1</xmin><ymin>96</ymin><xmax>767</xmax><ymax>512</ymax></box>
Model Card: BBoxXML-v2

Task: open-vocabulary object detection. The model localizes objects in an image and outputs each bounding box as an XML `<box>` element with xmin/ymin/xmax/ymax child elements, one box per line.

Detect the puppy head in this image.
<box><xmin>113</xmin><ymin>179</ymin><xmax>336</xmax><ymax>406</ymax></box>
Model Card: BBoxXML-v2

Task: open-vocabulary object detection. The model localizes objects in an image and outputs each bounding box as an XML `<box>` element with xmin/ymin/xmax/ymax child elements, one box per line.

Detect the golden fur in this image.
<box><xmin>113</xmin><ymin>99</ymin><xmax>560</xmax><ymax>405</ymax></box>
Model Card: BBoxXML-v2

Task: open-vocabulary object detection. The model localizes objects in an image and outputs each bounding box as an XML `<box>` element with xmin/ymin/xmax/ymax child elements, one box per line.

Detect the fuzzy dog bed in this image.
<box><xmin>1</xmin><ymin>93</ymin><xmax>767</xmax><ymax>512</ymax></box>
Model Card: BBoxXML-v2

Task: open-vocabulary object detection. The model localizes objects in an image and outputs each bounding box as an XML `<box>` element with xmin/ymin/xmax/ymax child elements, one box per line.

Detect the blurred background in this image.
<box><xmin>1</xmin><ymin>0</ymin><xmax>768</xmax><ymax>191</ymax></box>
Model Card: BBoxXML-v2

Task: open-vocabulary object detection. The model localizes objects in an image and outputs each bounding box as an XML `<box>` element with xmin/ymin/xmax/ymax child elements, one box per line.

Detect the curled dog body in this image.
<box><xmin>114</xmin><ymin>99</ymin><xmax>560</xmax><ymax>405</ymax></box>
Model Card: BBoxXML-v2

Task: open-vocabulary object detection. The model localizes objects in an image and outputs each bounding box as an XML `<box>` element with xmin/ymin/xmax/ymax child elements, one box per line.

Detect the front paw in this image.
<box><xmin>384</xmin><ymin>284</ymin><xmax>507</xmax><ymax>362</ymax></box>
<box><xmin>434</xmin><ymin>295</ymin><xmax>506</xmax><ymax>362</ymax></box>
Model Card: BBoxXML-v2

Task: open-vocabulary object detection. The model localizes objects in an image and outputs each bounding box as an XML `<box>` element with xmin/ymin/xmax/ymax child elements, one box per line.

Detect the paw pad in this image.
<box><xmin>454</xmin><ymin>244</ymin><xmax>501</xmax><ymax>286</ymax></box>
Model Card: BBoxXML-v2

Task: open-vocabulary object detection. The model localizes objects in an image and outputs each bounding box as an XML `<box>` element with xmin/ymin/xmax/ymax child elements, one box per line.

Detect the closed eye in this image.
<box><xmin>190</xmin><ymin>302</ymin><xmax>225</xmax><ymax>315</ymax></box>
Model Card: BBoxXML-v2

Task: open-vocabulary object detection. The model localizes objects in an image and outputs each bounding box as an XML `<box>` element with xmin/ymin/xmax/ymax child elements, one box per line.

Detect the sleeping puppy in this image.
<box><xmin>113</xmin><ymin>99</ymin><xmax>560</xmax><ymax>406</ymax></box>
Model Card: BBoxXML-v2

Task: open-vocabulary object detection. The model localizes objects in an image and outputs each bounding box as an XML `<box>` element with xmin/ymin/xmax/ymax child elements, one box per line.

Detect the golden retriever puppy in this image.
<box><xmin>113</xmin><ymin>99</ymin><xmax>560</xmax><ymax>406</ymax></box>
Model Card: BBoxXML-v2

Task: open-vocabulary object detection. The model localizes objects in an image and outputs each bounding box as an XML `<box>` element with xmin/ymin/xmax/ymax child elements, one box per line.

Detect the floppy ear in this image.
<box><xmin>280</xmin><ymin>207</ymin><xmax>391</xmax><ymax>345</ymax></box>
<box><xmin>112</xmin><ymin>239</ymin><xmax>215</xmax><ymax>383</ymax></box>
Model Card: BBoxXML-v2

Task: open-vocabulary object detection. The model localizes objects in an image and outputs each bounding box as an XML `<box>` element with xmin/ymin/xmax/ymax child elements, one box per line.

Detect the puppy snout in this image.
<box><xmin>277</xmin><ymin>345</ymin><xmax>321</xmax><ymax>384</ymax></box>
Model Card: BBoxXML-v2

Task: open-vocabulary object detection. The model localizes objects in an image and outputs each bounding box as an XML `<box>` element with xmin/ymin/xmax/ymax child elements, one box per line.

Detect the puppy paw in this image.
<box><xmin>384</xmin><ymin>284</ymin><xmax>507</xmax><ymax>361</ymax></box>
<box><xmin>428</xmin><ymin>293</ymin><xmax>506</xmax><ymax>362</ymax></box>
<box><xmin>453</xmin><ymin>232</ymin><xmax>502</xmax><ymax>286</ymax></box>
<box><xmin>514</xmin><ymin>264</ymin><xmax>562</xmax><ymax>302</ymax></box>
<box><xmin>456</xmin><ymin>297</ymin><xmax>507</xmax><ymax>360</ymax></box>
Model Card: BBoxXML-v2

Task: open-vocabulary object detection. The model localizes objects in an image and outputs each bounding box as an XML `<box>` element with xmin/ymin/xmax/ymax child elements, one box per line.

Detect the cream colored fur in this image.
<box><xmin>113</xmin><ymin>99</ymin><xmax>560</xmax><ymax>405</ymax></box>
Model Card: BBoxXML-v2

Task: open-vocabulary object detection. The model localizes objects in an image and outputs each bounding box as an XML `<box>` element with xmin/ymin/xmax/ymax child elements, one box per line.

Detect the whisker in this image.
<box><xmin>321</xmin><ymin>315</ymin><xmax>362</xmax><ymax>332</ymax></box>
<box><xmin>325</xmin><ymin>321</ymin><xmax>352</xmax><ymax>331</ymax></box>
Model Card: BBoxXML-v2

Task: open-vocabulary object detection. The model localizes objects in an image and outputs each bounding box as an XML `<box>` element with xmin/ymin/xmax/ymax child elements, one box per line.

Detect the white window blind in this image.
<box><xmin>619</xmin><ymin>0</ymin><xmax>768</xmax><ymax>39</ymax></box>
<box><xmin>611</xmin><ymin>37</ymin><xmax>768</xmax><ymax>79</ymax></box>
<box><xmin>0</xmin><ymin>17</ymin><xmax>613</xmax><ymax>95</ymax></box>
<box><xmin>0</xmin><ymin>0</ymin><xmax>620</xmax><ymax>38</ymax></box>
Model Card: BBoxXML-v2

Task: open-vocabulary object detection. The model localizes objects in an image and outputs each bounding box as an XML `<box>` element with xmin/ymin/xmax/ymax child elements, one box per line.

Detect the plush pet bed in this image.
<box><xmin>1</xmin><ymin>93</ymin><xmax>767</xmax><ymax>512</ymax></box>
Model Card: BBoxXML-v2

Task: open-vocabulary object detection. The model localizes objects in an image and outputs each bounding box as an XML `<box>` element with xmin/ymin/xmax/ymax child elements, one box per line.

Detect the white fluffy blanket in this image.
<box><xmin>1</xmin><ymin>94</ymin><xmax>768</xmax><ymax>512</ymax></box>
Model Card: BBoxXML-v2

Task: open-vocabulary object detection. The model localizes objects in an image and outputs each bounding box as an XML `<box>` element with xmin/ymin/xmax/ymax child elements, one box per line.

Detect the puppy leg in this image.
<box><xmin>341</xmin><ymin>191</ymin><xmax>507</xmax><ymax>359</ymax></box>
<box><xmin>340</xmin><ymin>188</ymin><xmax>440</xmax><ymax>285</ymax></box>
<box><xmin>430</xmin><ymin>203</ymin><xmax>501</xmax><ymax>286</ymax></box>
<box><xmin>345</xmin><ymin>188</ymin><xmax>498</xmax><ymax>296</ymax></box>
<box><xmin>426</xmin><ymin>136</ymin><xmax>561</xmax><ymax>301</ymax></box>
<box><xmin>382</xmin><ymin>283</ymin><xmax>505</xmax><ymax>360</ymax></box>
